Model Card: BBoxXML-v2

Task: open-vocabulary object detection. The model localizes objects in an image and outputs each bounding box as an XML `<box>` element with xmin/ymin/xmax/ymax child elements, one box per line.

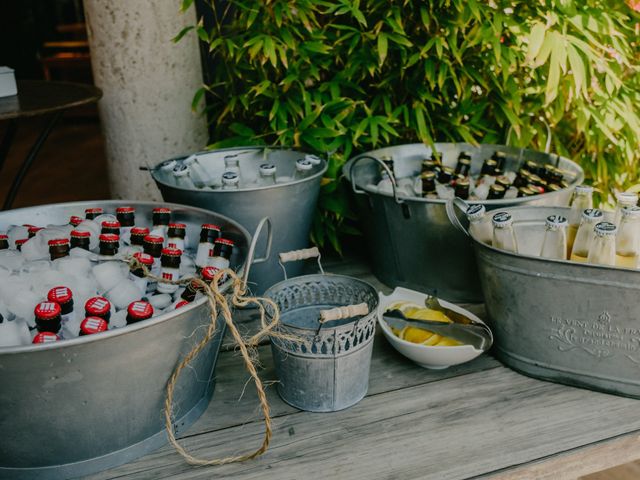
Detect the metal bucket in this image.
<box><xmin>150</xmin><ymin>146</ymin><xmax>327</xmax><ymax>295</ymax></box>
<box><xmin>343</xmin><ymin>142</ymin><xmax>584</xmax><ymax>302</ymax></box>
<box><xmin>451</xmin><ymin>203</ymin><xmax>640</xmax><ymax>399</ymax></box>
<box><xmin>265</xmin><ymin>249</ymin><xmax>379</xmax><ymax>412</ymax></box>
<box><xmin>0</xmin><ymin>200</ymin><xmax>270</xmax><ymax>479</ymax></box>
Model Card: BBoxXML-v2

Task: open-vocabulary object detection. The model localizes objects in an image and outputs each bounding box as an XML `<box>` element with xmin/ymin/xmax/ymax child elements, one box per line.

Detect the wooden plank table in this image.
<box><xmin>88</xmin><ymin>254</ymin><xmax>640</xmax><ymax>480</ymax></box>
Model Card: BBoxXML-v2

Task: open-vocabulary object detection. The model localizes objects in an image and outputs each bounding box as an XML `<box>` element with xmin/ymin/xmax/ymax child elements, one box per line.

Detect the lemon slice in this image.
<box><xmin>402</xmin><ymin>326</ymin><xmax>434</xmax><ymax>344</ymax></box>
<box><xmin>423</xmin><ymin>333</ymin><xmax>443</xmax><ymax>346</ymax></box>
<box><xmin>436</xmin><ymin>337</ymin><xmax>463</xmax><ymax>347</ymax></box>
<box><xmin>406</xmin><ymin>307</ymin><xmax>451</xmax><ymax>323</ymax></box>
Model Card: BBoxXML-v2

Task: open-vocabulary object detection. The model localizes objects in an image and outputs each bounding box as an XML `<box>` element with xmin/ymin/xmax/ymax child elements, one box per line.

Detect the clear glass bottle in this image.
<box><xmin>587</xmin><ymin>222</ymin><xmax>617</xmax><ymax>266</ymax></box>
<box><xmin>172</xmin><ymin>163</ymin><xmax>195</xmax><ymax>189</ymax></box>
<box><xmin>258</xmin><ymin>163</ymin><xmax>277</xmax><ymax>186</ymax></box>
<box><xmin>567</xmin><ymin>185</ymin><xmax>594</xmax><ymax>254</ymax></box>
<box><xmin>223</xmin><ymin>155</ymin><xmax>240</xmax><ymax>175</ymax></box>
<box><xmin>221</xmin><ymin>171</ymin><xmax>240</xmax><ymax>190</ymax></box>
<box><xmin>540</xmin><ymin>215</ymin><xmax>568</xmax><ymax>260</ymax></box>
<box><xmin>569</xmin><ymin>208</ymin><xmax>603</xmax><ymax>262</ymax></box>
<box><xmin>183</xmin><ymin>154</ymin><xmax>212</xmax><ymax>189</ymax></box>
<box><xmin>294</xmin><ymin>158</ymin><xmax>313</xmax><ymax>180</ymax></box>
<box><xmin>614</xmin><ymin>191</ymin><xmax>639</xmax><ymax>227</ymax></box>
<box><xmin>492</xmin><ymin>212</ymin><xmax>518</xmax><ymax>253</ymax></box>
<box><xmin>615</xmin><ymin>206</ymin><xmax>640</xmax><ymax>268</ymax></box>
<box><xmin>466</xmin><ymin>204</ymin><xmax>492</xmax><ymax>245</ymax></box>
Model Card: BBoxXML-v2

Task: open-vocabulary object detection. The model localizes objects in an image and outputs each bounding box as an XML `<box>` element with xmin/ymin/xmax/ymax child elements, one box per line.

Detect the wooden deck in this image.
<box><xmin>88</xmin><ymin>254</ymin><xmax>640</xmax><ymax>480</ymax></box>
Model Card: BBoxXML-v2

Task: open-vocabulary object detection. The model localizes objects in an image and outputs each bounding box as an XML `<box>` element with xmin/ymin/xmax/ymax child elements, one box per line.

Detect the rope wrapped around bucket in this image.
<box><xmin>126</xmin><ymin>255</ymin><xmax>288</xmax><ymax>466</ymax></box>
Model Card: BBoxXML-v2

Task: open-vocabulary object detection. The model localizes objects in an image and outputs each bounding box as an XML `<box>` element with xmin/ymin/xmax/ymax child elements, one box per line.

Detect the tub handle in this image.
<box><xmin>319</xmin><ymin>303</ymin><xmax>369</xmax><ymax>322</ymax></box>
<box><xmin>505</xmin><ymin>116</ymin><xmax>552</xmax><ymax>154</ymax></box>
<box><xmin>445</xmin><ymin>197</ymin><xmax>471</xmax><ymax>237</ymax></box>
<box><xmin>278</xmin><ymin>247</ymin><xmax>324</xmax><ymax>280</ymax></box>
<box><xmin>242</xmin><ymin>217</ymin><xmax>273</xmax><ymax>286</ymax></box>
<box><xmin>348</xmin><ymin>155</ymin><xmax>404</xmax><ymax>206</ymax></box>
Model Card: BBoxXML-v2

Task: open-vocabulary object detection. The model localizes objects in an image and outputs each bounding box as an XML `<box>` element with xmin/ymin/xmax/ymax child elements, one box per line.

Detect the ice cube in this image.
<box><xmin>7</xmin><ymin>225</ymin><xmax>29</xmax><ymax>248</ymax></box>
<box><xmin>61</xmin><ymin>316</ymin><xmax>82</xmax><ymax>339</ymax></box>
<box><xmin>22</xmin><ymin>259</ymin><xmax>51</xmax><ymax>273</ymax></box>
<box><xmin>20</xmin><ymin>236</ymin><xmax>49</xmax><ymax>261</ymax></box>
<box><xmin>436</xmin><ymin>184</ymin><xmax>455</xmax><ymax>200</ymax></box>
<box><xmin>93</xmin><ymin>261</ymin><xmax>128</xmax><ymax>293</ymax></box>
<box><xmin>109</xmin><ymin>309</ymin><xmax>128</xmax><ymax>329</ymax></box>
<box><xmin>118</xmin><ymin>246</ymin><xmax>138</xmax><ymax>259</ymax></box>
<box><xmin>55</xmin><ymin>256</ymin><xmax>92</xmax><ymax>278</ymax></box>
<box><xmin>179</xmin><ymin>255</ymin><xmax>196</xmax><ymax>276</ymax></box>
<box><xmin>7</xmin><ymin>291</ymin><xmax>42</xmax><ymax>326</ymax></box>
<box><xmin>504</xmin><ymin>187</ymin><xmax>519</xmax><ymax>199</ymax></box>
<box><xmin>69</xmin><ymin>247</ymin><xmax>98</xmax><ymax>261</ymax></box>
<box><xmin>92</xmin><ymin>214</ymin><xmax>117</xmax><ymax>228</ymax></box>
<box><xmin>105</xmin><ymin>280</ymin><xmax>143</xmax><ymax>311</ymax></box>
<box><xmin>0</xmin><ymin>318</ymin><xmax>31</xmax><ymax>346</ymax></box>
<box><xmin>0</xmin><ymin>250</ymin><xmax>24</xmax><ymax>272</ymax></box>
<box><xmin>148</xmin><ymin>293</ymin><xmax>172</xmax><ymax>310</ymax></box>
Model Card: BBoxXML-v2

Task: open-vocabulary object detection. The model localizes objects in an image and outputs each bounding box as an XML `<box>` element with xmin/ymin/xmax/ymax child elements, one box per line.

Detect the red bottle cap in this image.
<box><xmin>85</xmin><ymin>296</ymin><xmax>111</xmax><ymax>316</ymax></box>
<box><xmin>34</xmin><ymin>302</ymin><xmax>62</xmax><ymax>320</ymax></box>
<box><xmin>201</xmin><ymin>223</ymin><xmax>221</xmax><ymax>231</ymax></box>
<box><xmin>214</xmin><ymin>238</ymin><xmax>234</xmax><ymax>246</ymax></box>
<box><xmin>15</xmin><ymin>238</ymin><xmax>28</xmax><ymax>246</ymax></box>
<box><xmin>175</xmin><ymin>300</ymin><xmax>190</xmax><ymax>309</ymax></box>
<box><xmin>98</xmin><ymin>233</ymin><xmax>119</xmax><ymax>243</ymax></box>
<box><xmin>168</xmin><ymin>222</ymin><xmax>187</xmax><ymax>229</ymax></box>
<box><xmin>201</xmin><ymin>266</ymin><xmax>219</xmax><ymax>281</ymax></box>
<box><xmin>101</xmin><ymin>220</ymin><xmax>121</xmax><ymax>229</ymax></box>
<box><xmin>0</xmin><ymin>234</ymin><xmax>7</xmax><ymax>240</ymax></box>
<box><xmin>127</xmin><ymin>301</ymin><xmax>154</xmax><ymax>320</ymax></box>
<box><xmin>116</xmin><ymin>206</ymin><xmax>135</xmax><ymax>214</ymax></box>
<box><xmin>133</xmin><ymin>252</ymin><xmax>154</xmax><ymax>265</ymax></box>
<box><xmin>32</xmin><ymin>332</ymin><xmax>60</xmax><ymax>344</ymax></box>
<box><xmin>85</xmin><ymin>207</ymin><xmax>103</xmax><ymax>215</ymax></box>
<box><xmin>71</xmin><ymin>229</ymin><xmax>91</xmax><ymax>238</ymax></box>
<box><xmin>69</xmin><ymin>215</ymin><xmax>84</xmax><ymax>226</ymax></box>
<box><xmin>47</xmin><ymin>286</ymin><xmax>73</xmax><ymax>304</ymax></box>
<box><xmin>80</xmin><ymin>317</ymin><xmax>108</xmax><ymax>335</ymax></box>
<box><xmin>48</xmin><ymin>238</ymin><xmax>70</xmax><ymax>247</ymax></box>
<box><xmin>131</xmin><ymin>227</ymin><xmax>150</xmax><ymax>235</ymax></box>
<box><xmin>28</xmin><ymin>226</ymin><xmax>43</xmax><ymax>235</ymax></box>
<box><xmin>161</xmin><ymin>247</ymin><xmax>182</xmax><ymax>257</ymax></box>
<box><xmin>153</xmin><ymin>207</ymin><xmax>171</xmax><ymax>214</ymax></box>
<box><xmin>143</xmin><ymin>235</ymin><xmax>164</xmax><ymax>244</ymax></box>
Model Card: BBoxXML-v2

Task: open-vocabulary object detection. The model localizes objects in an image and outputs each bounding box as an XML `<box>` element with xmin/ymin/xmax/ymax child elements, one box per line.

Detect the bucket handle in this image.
<box><xmin>242</xmin><ymin>217</ymin><xmax>273</xmax><ymax>287</ymax></box>
<box><xmin>278</xmin><ymin>247</ymin><xmax>324</xmax><ymax>280</ymax></box>
<box><xmin>505</xmin><ymin>116</ymin><xmax>552</xmax><ymax>154</ymax></box>
<box><xmin>348</xmin><ymin>155</ymin><xmax>404</xmax><ymax>206</ymax></box>
<box><xmin>445</xmin><ymin>197</ymin><xmax>471</xmax><ymax>237</ymax></box>
<box><xmin>314</xmin><ymin>302</ymin><xmax>370</xmax><ymax>338</ymax></box>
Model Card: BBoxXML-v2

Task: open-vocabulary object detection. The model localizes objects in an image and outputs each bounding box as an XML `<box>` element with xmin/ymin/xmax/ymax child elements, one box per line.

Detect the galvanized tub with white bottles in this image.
<box><xmin>0</xmin><ymin>200</ymin><xmax>269</xmax><ymax>480</ymax></box>
<box><xmin>150</xmin><ymin>146</ymin><xmax>327</xmax><ymax>294</ymax></box>
<box><xmin>343</xmin><ymin>142</ymin><xmax>584</xmax><ymax>302</ymax></box>
<box><xmin>452</xmin><ymin>204</ymin><xmax>640</xmax><ymax>398</ymax></box>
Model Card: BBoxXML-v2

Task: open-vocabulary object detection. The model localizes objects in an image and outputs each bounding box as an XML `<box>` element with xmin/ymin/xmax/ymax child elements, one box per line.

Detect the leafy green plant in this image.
<box><xmin>176</xmin><ymin>0</ymin><xmax>640</xmax><ymax>251</ymax></box>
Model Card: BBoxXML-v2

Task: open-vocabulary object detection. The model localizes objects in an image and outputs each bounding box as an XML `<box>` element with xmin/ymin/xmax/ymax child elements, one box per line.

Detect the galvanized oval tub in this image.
<box><xmin>343</xmin><ymin>143</ymin><xmax>584</xmax><ymax>303</ymax></box>
<box><xmin>0</xmin><ymin>200</ymin><xmax>264</xmax><ymax>480</ymax></box>
<box><xmin>460</xmin><ymin>204</ymin><xmax>640</xmax><ymax>398</ymax></box>
<box><xmin>151</xmin><ymin>146</ymin><xmax>327</xmax><ymax>295</ymax></box>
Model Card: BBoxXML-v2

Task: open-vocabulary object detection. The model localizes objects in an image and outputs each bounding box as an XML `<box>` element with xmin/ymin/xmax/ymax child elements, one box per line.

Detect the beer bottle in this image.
<box><xmin>540</xmin><ymin>215</ymin><xmax>568</xmax><ymax>260</ymax></box>
<box><xmin>126</xmin><ymin>300</ymin><xmax>154</xmax><ymax>325</ymax></box>
<box><xmin>208</xmin><ymin>238</ymin><xmax>234</xmax><ymax>282</ymax></box>
<box><xmin>517</xmin><ymin>186</ymin><xmax>536</xmax><ymax>197</ymax></box>
<box><xmin>487</xmin><ymin>184</ymin><xmax>506</xmax><ymax>200</ymax></box>
<box><xmin>69</xmin><ymin>216</ymin><xmax>83</xmax><ymax>227</ymax></box>
<box><xmin>183</xmin><ymin>154</ymin><xmax>212</xmax><ymax>188</ymax></box>
<box><xmin>491</xmin><ymin>151</ymin><xmax>507</xmax><ymax>171</ymax></box>
<box><xmin>526</xmin><ymin>174</ymin><xmax>547</xmax><ymax>194</ymax></box>
<box><xmin>48</xmin><ymin>238</ymin><xmax>70</xmax><ymax>261</ymax></box>
<box><xmin>70</xmin><ymin>230</ymin><xmax>91</xmax><ymax>250</ymax></box>
<box><xmin>152</xmin><ymin>207</ymin><xmax>171</xmax><ymax>238</ymax></box>
<box><xmin>172</xmin><ymin>163</ymin><xmax>195</xmax><ymax>189</ymax></box>
<box><xmin>454</xmin><ymin>178</ymin><xmax>470</xmax><ymax>200</ymax></box>
<box><xmin>293</xmin><ymin>159</ymin><xmax>313</xmax><ymax>181</ymax></box>
<box><xmin>258</xmin><ymin>163</ymin><xmax>277</xmax><ymax>186</ymax></box>
<box><xmin>195</xmin><ymin>224</ymin><xmax>221</xmax><ymax>272</ymax></box>
<box><xmin>479</xmin><ymin>159</ymin><xmax>498</xmax><ymax>184</ymax></box>
<box><xmin>15</xmin><ymin>238</ymin><xmax>28</xmax><ymax>251</ymax></box>
<box><xmin>98</xmin><ymin>233</ymin><xmax>119</xmax><ymax>258</ymax></box>
<box><xmin>32</xmin><ymin>332</ymin><xmax>60</xmax><ymax>344</ymax></box>
<box><xmin>156</xmin><ymin>248</ymin><xmax>182</xmax><ymax>294</ymax></box>
<box><xmin>223</xmin><ymin>154</ymin><xmax>241</xmax><ymax>175</ymax></box>
<box><xmin>130</xmin><ymin>226</ymin><xmax>150</xmax><ymax>252</ymax></box>
<box><xmin>101</xmin><ymin>220</ymin><xmax>121</xmax><ymax>236</ymax></box>
<box><xmin>129</xmin><ymin>252</ymin><xmax>154</xmax><ymax>293</ymax></box>
<box><xmin>34</xmin><ymin>302</ymin><xmax>62</xmax><ymax>334</ymax></box>
<box><xmin>421</xmin><ymin>171</ymin><xmax>438</xmax><ymax>199</ymax></box>
<box><xmin>430</xmin><ymin>151</ymin><xmax>443</xmax><ymax>168</ymax></box>
<box><xmin>180</xmin><ymin>265</ymin><xmax>218</xmax><ymax>304</ymax></box>
<box><xmin>454</xmin><ymin>152</ymin><xmax>472</xmax><ymax>177</ymax></box>
<box><xmin>167</xmin><ymin>223</ymin><xmax>186</xmax><ymax>251</ymax></box>
<box><xmin>116</xmin><ymin>206</ymin><xmax>136</xmax><ymax>240</ymax></box>
<box><xmin>523</xmin><ymin>160</ymin><xmax>540</xmax><ymax>176</ymax></box>
<box><xmin>587</xmin><ymin>222</ymin><xmax>617</xmax><ymax>266</ymax></box>
<box><xmin>85</xmin><ymin>207</ymin><xmax>103</xmax><ymax>220</ymax></box>
<box><xmin>47</xmin><ymin>286</ymin><xmax>75</xmax><ymax>326</ymax></box>
<box><xmin>492</xmin><ymin>212</ymin><xmax>518</xmax><ymax>253</ymax></box>
<box><xmin>0</xmin><ymin>234</ymin><xmax>8</xmax><ymax>250</ymax></box>
<box><xmin>79</xmin><ymin>317</ymin><xmax>108</xmax><ymax>336</ymax></box>
<box><xmin>567</xmin><ymin>185</ymin><xmax>594</xmax><ymax>253</ymax></box>
<box><xmin>143</xmin><ymin>234</ymin><xmax>164</xmax><ymax>276</ymax></box>
<box><xmin>466</xmin><ymin>204</ymin><xmax>493</xmax><ymax>245</ymax></box>
<box><xmin>615</xmin><ymin>206</ymin><xmax>640</xmax><ymax>268</ymax></box>
<box><xmin>614</xmin><ymin>191</ymin><xmax>639</xmax><ymax>227</ymax></box>
<box><xmin>421</xmin><ymin>158</ymin><xmax>439</xmax><ymax>174</ymax></box>
<box><xmin>27</xmin><ymin>226</ymin><xmax>42</xmax><ymax>238</ymax></box>
<box><xmin>85</xmin><ymin>296</ymin><xmax>112</xmax><ymax>323</ymax></box>
<box><xmin>569</xmin><ymin>209</ymin><xmax>603</xmax><ymax>262</ymax></box>
<box><xmin>221</xmin><ymin>171</ymin><xmax>240</xmax><ymax>190</ymax></box>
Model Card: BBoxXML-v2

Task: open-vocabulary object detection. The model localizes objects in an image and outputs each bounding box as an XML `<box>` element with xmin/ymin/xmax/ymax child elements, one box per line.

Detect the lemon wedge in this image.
<box><xmin>405</xmin><ymin>307</ymin><xmax>451</xmax><ymax>323</ymax></box>
<box><xmin>401</xmin><ymin>326</ymin><xmax>434</xmax><ymax>344</ymax></box>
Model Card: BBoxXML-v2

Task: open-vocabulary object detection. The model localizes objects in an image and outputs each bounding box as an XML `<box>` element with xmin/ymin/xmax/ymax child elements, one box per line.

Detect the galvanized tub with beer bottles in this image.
<box><xmin>343</xmin><ymin>142</ymin><xmax>584</xmax><ymax>302</ymax></box>
<box><xmin>151</xmin><ymin>146</ymin><xmax>327</xmax><ymax>295</ymax></box>
<box><xmin>0</xmin><ymin>200</ymin><xmax>270</xmax><ymax>480</ymax></box>
<box><xmin>449</xmin><ymin>203</ymin><xmax>640</xmax><ymax>398</ymax></box>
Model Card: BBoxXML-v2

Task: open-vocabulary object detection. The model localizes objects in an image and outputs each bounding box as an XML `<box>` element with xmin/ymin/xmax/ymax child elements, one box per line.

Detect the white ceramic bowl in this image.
<box><xmin>378</xmin><ymin>287</ymin><xmax>492</xmax><ymax>369</ymax></box>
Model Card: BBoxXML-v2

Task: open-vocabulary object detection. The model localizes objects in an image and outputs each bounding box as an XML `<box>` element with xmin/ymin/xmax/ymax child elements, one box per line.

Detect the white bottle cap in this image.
<box><xmin>545</xmin><ymin>214</ymin><xmax>568</xmax><ymax>229</ymax></box>
<box><xmin>183</xmin><ymin>154</ymin><xmax>198</xmax><ymax>166</ymax></box>
<box><xmin>582</xmin><ymin>208</ymin><xmax>603</xmax><ymax>220</ymax></box>
<box><xmin>466</xmin><ymin>204</ymin><xmax>486</xmax><ymax>221</ymax></box>
<box><xmin>617</xmin><ymin>191</ymin><xmax>639</xmax><ymax>205</ymax></box>
<box><xmin>295</xmin><ymin>159</ymin><xmax>313</xmax><ymax>172</ymax></box>
<box><xmin>259</xmin><ymin>163</ymin><xmax>276</xmax><ymax>176</ymax></box>
<box><xmin>160</xmin><ymin>160</ymin><xmax>177</xmax><ymax>172</ymax></box>
<box><xmin>305</xmin><ymin>154</ymin><xmax>322</xmax><ymax>165</ymax></box>
<box><xmin>492</xmin><ymin>211</ymin><xmax>513</xmax><ymax>228</ymax></box>
<box><xmin>621</xmin><ymin>206</ymin><xmax>640</xmax><ymax>218</ymax></box>
<box><xmin>172</xmin><ymin>164</ymin><xmax>190</xmax><ymax>177</ymax></box>
<box><xmin>222</xmin><ymin>171</ymin><xmax>239</xmax><ymax>185</ymax></box>
<box><xmin>594</xmin><ymin>221</ymin><xmax>617</xmax><ymax>237</ymax></box>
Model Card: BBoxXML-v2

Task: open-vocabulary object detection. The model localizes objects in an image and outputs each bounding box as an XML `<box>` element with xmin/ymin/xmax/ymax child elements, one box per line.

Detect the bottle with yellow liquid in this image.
<box><xmin>570</xmin><ymin>208</ymin><xmax>603</xmax><ymax>263</ymax></box>
<box><xmin>613</xmin><ymin>191</ymin><xmax>639</xmax><ymax>227</ymax></box>
<box><xmin>587</xmin><ymin>222</ymin><xmax>617</xmax><ymax>266</ymax></box>
<box><xmin>615</xmin><ymin>206</ymin><xmax>640</xmax><ymax>268</ymax></box>
<box><xmin>567</xmin><ymin>185</ymin><xmax>593</xmax><ymax>255</ymax></box>
<box><xmin>540</xmin><ymin>215</ymin><xmax>568</xmax><ymax>260</ymax></box>
<box><xmin>466</xmin><ymin>204</ymin><xmax>493</xmax><ymax>245</ymax></box>
<box><xmin>492</xmin><ymin>211</ymin><xmax>518</xmax><ymax>253</ymax></box>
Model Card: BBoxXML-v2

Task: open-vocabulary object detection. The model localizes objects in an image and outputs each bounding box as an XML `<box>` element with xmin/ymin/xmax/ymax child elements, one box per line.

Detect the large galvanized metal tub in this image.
<box><xmin>0</xmin><ymin>200</ymin><xmax>265</xmax><ymax>480</ymax></box>
<box><xmin>151</xmin><ymin>146</ymin><xmax>326</xmax><ymax>295</ymax></box>
<box><xmin>458</xmin><ymin>204</ymin><xmax>640</xmax><ymax>398</ymax></box>
<box><xmin>343</xmin><ymin>143</ymin><xmax>584</xmax><ymax>303</ymax></box>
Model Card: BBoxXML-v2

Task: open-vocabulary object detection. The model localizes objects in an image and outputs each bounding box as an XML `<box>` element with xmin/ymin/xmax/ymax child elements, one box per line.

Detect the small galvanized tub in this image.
<box><xmin>151</xmin><ymin>146</ymin><xmax>327</xmax><ymax>294</ymax></box>
<box><xmin>343</xmin><ymin>142</ymin><xmax>584</xmax><ymax>303</ymax></box>
<box><xmin>0</xmin><ymin>200</ymin><xmax>270</xmax><ymax>480</ymax></box>
<box><xmin>448</xmin><ymin>202</ymin><xmax>640</xmax><ymax>398</ymax></box>
<box><xmin>265</xmin><ymin>248</ymin><xmax>379</xmax><ymax>412</ymax></box>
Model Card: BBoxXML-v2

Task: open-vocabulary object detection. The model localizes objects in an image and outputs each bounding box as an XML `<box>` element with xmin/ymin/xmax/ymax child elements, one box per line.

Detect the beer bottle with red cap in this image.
<box><xmin>129</xmin><ymin>252</ymin><xmax>154</xmax><ymax>293</ymax></box>
<box><xmin>70</xmin><ymin>230</ymin><xmax>91</xmax><ymax>250</ymax></box>
<box><xmin>32</xmin><ymin>331</ymin><xmax>60</xmax><ymax>344</ymax></box>
<box><xmin>27</xmin><ymin>226</ymin><xmax>42</xmax><ymax>238</ymax></box>
<box><xmin>69</xmin><ymin>216</ymin><xmax>83</xmax><ymax>228</ymax></box>
<box><xmin>157</xmin><ymin>248</ymin><xmax>182</xmax><ymax>294</ymax></box>
<box><xmin>208</xmin><ymin>238</ymin><xmax>234</xmax><ymax>281</ymax></box>
<box><xmin>174</xmin><ymin>265</ymin><xmax>217</xmax><ymax>307</ymax></box>
<box><xmin>101</xmin><ymin>220</ymin><xmax>121</xmax><ymax>236</ymax></box>
<box><xmin>34</xmin><ymin>302</ymin><xmax>62</xmax><ymax>335</ymax></box>
<box><xmin>47</xmin><ymin>286</ymin><xmax>75</xmax><ymax>325</ymax></box>
<box><xmin>115</xmin><ymin>206</ymin><xmax>136</xmax><ymax>239</ymax></box>
<box><xmin>151</xmin><ymin>207</ymin><xmax>171</xmax><ymax>239</ymax></box>
<box><xmin>195</xmin><ymin>224</ymin><xmax>221</xmax><ymax>272</ymax></box>
<box><xmin>85</xmin><ymin>296</ymin><xmax>111</xmax><ymax>323</ymax></box>
<box><xmin>174</xmin><ymin>300</ymin><xmax>190</xmax><ymax>309</ymax></box>
<box><xmin>48</xmin><ymin>238</ymin><xmax>70</xmax><ymax>261</ymax></box>
<box><xmin>98</xmin><ymin>234</ymin><xmax>119</xmax><ymax>259</ymax></box>
<box><xmin>0</xmin><ymin>234</ymin><xmax>8</xmax><ymax>250</ymax></box>
<box><xmin>167</xmin><ymin>223</ymin><xmax>186</xmax><ymax>251</ymax></box>
<box><xmin>126</xmin><ymin>300</ymin><xmax>154</xmax><ymax>325</ymax></box>
<box><xmin>143</xmin><ymin>234</ymin><xmax>164</xmax><ymax>276</ymax></box>
<box><xmin>129</xmin><ymin>226</ymin><xmax>149</xmax><ymax>253</ymax></box>
<box><xmin>15</xmin><ymin>238</ymin><xmax>28</xmax><ymax>251</ymax></box>
<box><xmin>85</xmin><ymin>207</ymin><xmax>103</xmax><ymax>220</ymax></box>
<box><xmin>79</xmin><ymin>317</ymin><xmax>109</xmax><ymax>336</ymax></box>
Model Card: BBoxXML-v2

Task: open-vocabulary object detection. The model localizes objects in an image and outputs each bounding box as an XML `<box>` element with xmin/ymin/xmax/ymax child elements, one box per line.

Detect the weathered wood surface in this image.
<box><xmin>88</xmin><ymin>254</ymin><xmax>640</xmax><ymax>480</ymax></box>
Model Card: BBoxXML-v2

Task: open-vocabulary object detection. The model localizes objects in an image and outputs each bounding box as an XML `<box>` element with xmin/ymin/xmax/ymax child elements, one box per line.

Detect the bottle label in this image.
<box><xmin>492</xmin><ymin>211</ymin><xmax>512</xmax><ymax>224</ymax></box>
<box><xmin>584</xmin><ymin>209</ymin><xmax>603</xmax><ymax>219</ymax></box>
<box><xmin>467</xmin><ymin>204</ymin><xmax>484</xmax><ymax>216</ymax></box>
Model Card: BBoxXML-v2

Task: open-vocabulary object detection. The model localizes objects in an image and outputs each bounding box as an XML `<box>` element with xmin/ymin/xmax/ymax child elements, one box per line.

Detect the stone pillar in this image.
<box><xmin>84</xmin><ymin>0</ymin><xmax>208</xmax><ymax>200</ymax></box>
